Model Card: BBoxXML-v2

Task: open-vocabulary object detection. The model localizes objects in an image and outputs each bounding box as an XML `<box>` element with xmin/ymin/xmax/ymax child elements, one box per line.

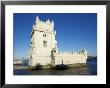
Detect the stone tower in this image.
<box><xmin>28</xmin><ymin>16</ymin><xmax>57</xmax><ymax>67</ymax></box>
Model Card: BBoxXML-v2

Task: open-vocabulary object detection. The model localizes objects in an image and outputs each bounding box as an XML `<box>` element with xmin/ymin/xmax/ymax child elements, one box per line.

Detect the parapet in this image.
<box><xmin>58</xmin><ymin>51</ymin><xmax>86</xmax><ymax>55</ymax></box>
<box><xmin>33</xmin><ymin>16</ymin><xmax>54</xmax><ymax>32</ymax></box>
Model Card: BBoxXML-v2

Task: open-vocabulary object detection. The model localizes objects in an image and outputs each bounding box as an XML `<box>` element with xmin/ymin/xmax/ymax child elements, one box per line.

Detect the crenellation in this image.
<box><xmin>29</xmin><ymin>16</ymin><xmax>88</xmax><ymax>67</ymax></box>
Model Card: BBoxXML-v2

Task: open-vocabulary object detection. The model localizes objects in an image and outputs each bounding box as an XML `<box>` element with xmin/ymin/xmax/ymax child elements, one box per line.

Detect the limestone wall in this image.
<box><xmin>30</xmin><ymin>56</ymin><xmax>51</xmax><ymax>66</ymax></box>
<box><xmin>29</xmin><ymin>16</ymin><xmax>56</xmax><ymax>67</ymax></box>
<box><xmin>54</xmin><ymin>51</ymin><xmax>87</xmax><ymax>65</ymax></box>
<box><xmin>29</xmin><ymin>16</ymin><xmax>88</xmax><ymax>67</ymax></box>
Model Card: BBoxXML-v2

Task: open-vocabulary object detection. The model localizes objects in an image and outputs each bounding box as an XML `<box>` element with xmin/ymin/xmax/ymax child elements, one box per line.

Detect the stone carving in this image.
<box><xmin>28</xmin><ymin>16</ymin><xmax>87</xmax><ymax>68</ymax></box>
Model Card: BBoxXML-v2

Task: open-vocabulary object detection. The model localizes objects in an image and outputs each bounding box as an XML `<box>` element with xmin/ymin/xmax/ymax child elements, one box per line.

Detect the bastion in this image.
<box><xmin>28</xmin><ymin>16</ymin><xmax>88</xmax><ymax>69</ymax></box>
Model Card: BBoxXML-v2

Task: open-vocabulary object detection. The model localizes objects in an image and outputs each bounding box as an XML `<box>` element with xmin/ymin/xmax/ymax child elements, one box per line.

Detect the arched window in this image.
<box><xmin>43</xmin><ymin>34</ymin><xmax>46</xmax><ymax>37</ymax></box>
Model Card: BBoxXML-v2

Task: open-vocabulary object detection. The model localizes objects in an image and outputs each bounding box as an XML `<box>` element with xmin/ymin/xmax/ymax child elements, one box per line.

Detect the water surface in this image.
<box><xmin>14</xmin><ymin>58</ymin><xmax>97</xmax><ymax>75</ymax></box>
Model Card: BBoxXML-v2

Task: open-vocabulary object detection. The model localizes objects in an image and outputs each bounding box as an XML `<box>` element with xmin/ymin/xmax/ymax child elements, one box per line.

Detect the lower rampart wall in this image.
<box><xmin>54</xmin><ymin>52</ymin><xmax>87</xmax><ymax>65</ymax></box>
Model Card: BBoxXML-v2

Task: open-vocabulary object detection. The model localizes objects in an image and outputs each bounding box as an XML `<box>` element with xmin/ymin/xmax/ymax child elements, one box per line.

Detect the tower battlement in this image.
<box><xmin>33</xmin><ymin>16</ymin><xmax>54</xmax><ymax>32</ymax></box>
<box><xmin>29</xmin><ymin>16</ymin><xmax>88</xmax><ymax>68</ymax></box>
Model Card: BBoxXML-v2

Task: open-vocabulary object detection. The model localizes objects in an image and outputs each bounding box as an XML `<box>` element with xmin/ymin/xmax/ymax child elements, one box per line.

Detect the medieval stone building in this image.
<box><xmin>28</xmin><ymin>16</ymin><xmax>87</xmax><ymax>68</ymax></box>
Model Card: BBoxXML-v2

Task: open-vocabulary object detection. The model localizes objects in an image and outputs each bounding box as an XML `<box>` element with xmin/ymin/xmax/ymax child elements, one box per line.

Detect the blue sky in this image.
<box><xmin>14</xmin><ymin>13</ymin><xmax>97</xmax><ymax>59</ymax></box>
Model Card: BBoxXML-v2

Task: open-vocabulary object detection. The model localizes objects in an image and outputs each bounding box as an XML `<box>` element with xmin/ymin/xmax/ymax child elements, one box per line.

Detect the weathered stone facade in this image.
<box><xmin>28</xmin><ymin>16</ymin><xmax>87</xmax><ymax>68</ymax></box>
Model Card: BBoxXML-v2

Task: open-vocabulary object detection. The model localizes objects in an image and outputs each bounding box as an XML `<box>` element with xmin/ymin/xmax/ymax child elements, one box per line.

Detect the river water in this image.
<box><xmin>14</xmin><ymin>58</ymin><xmax>97</xmax><ymax>75</ymax></box>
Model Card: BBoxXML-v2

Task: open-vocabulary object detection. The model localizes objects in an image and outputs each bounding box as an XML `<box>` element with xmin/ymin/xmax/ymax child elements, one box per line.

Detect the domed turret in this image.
<box><xmin>52</xmin><ymin>47</ymin><xmax>58</xmax><ymax>56</ymax></box>
<box><xmin>82</xmin><ymin>48</ymin><xmax>87</xmax><ymax>59</ymax></box>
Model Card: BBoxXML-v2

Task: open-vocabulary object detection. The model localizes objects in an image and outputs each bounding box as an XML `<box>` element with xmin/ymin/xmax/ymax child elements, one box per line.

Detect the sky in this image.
<box><xmin>14</xmin><ymin>13</ymin><xmax>97</xmax><ymax>59</ymax></box>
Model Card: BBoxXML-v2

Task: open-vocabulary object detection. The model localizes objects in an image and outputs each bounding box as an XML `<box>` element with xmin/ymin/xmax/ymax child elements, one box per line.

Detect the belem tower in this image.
<box><xmin>28</xmin><ymin>16</ymin><xmax>88</xmax><ymax>68</ymax></box>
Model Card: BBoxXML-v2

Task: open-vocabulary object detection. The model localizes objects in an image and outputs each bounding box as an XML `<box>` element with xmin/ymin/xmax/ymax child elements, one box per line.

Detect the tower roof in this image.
<box><xmin>46</xmin><ymin>19</ymin><xmax>50</xmax><ymax>23</ymax></box>
<box><xmin>36</xmin><ymin>16</ymin><xmax>39</xmax><ymax>21</ymax></box>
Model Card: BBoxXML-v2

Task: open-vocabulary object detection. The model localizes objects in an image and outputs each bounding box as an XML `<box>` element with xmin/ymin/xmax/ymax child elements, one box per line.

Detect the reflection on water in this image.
<box><xmin>14</xmin><ymin>58</ymin><xmax>97</xmax><ymax>75</ymax></box>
